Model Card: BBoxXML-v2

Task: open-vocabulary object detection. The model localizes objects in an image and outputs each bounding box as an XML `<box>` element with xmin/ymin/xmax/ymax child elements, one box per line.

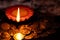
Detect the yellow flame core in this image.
<box><xmin>14</xmin><ymin>33</ymin><xmax>25</xmax><ymax>40</ymax></box>
<box><xmin>16</xmin><ymin>8</ymin><xmax>20</xmax><ymax>22</ymax></box>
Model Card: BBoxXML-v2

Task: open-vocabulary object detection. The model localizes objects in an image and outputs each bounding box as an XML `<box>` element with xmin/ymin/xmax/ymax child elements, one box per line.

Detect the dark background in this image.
<box><xmin>0</xmin><ymin>0</ymin><xmax>60</xmax><ymax>40</ymax></box>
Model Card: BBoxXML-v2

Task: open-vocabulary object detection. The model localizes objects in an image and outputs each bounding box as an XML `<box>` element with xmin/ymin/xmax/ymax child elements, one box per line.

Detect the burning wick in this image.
<box><xmin>16</xmin><ymin>8</ymin><xmax>20</xmax><ymax>22</ymax></box>
<box><xmin>14</xmin><ymin>33</ymin><xmax>25</xmax><ymax>40</ymax></box>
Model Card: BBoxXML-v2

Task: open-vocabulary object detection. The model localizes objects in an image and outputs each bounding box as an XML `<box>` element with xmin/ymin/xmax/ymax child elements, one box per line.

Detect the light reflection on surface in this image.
<box><xmin>13</xmin><ymin>33</ymin><xmax>25</xmax><ymax>40</ymax></box>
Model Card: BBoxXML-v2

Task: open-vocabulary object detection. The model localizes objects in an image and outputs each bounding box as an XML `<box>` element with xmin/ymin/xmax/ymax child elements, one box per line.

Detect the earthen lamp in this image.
<box><xmin>5</xmin><ymin>5</ymin><xmax>33</xmax><ymax>22</ymax></box>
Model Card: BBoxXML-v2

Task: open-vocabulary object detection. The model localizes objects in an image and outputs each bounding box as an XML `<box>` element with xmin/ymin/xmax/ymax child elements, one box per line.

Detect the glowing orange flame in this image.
<box><xmin>14</xmin><ymin>33</ymin><xmax>25</xmax><ymax>40</ymax></box>
<box><xmin>16</xmin><ymin>8</ymin><xmax>20</xmax><ymax>22</ymax></box>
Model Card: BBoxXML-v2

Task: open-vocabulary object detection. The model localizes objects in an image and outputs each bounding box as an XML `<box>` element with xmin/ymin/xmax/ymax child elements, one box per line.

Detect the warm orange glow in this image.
<box><xmin>6</xmin><ymin>6</ymin><xmax>33</xmax><ymax>22</ymax></box>
<box><xmin>14</xmin><ymin>33</ymin><xmax>25</xmax><ymax>40</ymax></box>
<box><xmin>16</xmin><ymin>8</ymin><xmax>20</xmax><ymax>22</ymax></box>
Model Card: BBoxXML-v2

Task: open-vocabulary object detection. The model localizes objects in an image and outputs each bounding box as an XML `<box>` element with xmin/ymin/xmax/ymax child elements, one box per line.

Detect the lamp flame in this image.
<box><xmin>16</xmin><ymin>8</ymin><xmax>20</xmax><ymax>22</ymax></box>
<box><xmin>14</xmin><ymin>33</ymin><xmax>25</xmax><ymax>40</ymax></box>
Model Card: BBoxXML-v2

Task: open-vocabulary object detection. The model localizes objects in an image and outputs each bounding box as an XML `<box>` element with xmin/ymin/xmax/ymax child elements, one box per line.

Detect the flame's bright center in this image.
<box><xmin>16</xmin><ymin>8</ymin><xmax>20</xmax><ymax>22</ymax></box>
<box><xmin>14</xmin><ymin>33</ymin><xmax>25</xmax><ymax>40</ymax></box>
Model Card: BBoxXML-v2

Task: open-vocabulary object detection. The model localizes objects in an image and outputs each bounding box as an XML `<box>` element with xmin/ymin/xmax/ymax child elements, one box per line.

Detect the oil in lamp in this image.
<box><xmin>5</xmin><ymin>5</ymin><xmax>33</xmax><ymax>22</ymax></box>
